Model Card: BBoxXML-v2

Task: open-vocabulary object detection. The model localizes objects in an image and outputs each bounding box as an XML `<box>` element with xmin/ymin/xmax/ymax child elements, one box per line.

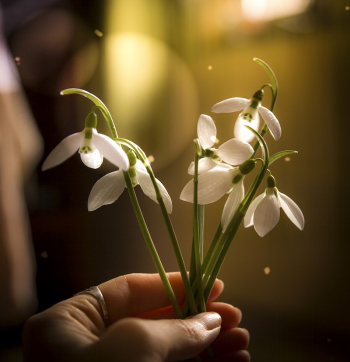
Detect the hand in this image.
<box><xmin>23</xmin><ymin>273</ymin><xmax>249</xmax><ymax>361</ymax></box>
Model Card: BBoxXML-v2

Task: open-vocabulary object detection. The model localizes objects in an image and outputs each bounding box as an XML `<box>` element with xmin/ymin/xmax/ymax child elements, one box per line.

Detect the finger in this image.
<box><xmin>98</xmin><ymin>272</ymin><xmax>224</xmax><ymax>323</ymax></box>
<box><xmin>90</xmin><ymin>312</ymin><xmax>222</xmax><ymax>362</ymax></box>
<box><xmin>186</xmin><ymin>329</ymin><xmax>250</xmax><ymax>362</ymax></box>
<box><xmin>211</xmin><ymin>327</ymin><xmax>250</xmax><ymax>355</ymax></box>
<box><xmin>190</xmin><ymin>350</ymin><xmax>250</xmax><ymax>362</ymax></box>
<box><xmin>135</xmin><ymin>302</ymin><xmax>242</xmax><ymax>330</ymax></box>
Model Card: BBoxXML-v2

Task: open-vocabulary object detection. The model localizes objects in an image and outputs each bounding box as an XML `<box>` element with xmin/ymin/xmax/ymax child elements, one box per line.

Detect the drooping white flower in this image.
<box><xmin>181</xmin><ymin>159</ymin><xmax>256</xmax><ymax>232</ymax></box>
<box><xmin>244</xmin><ymin>176</ymin><xmax>304</xmax><ymax>237</ymax></box>
<box><xmin>42</xmin><ymin>112</ymin><xmax>129</xmax><ymax>171</ymax></box>
<box><xmin>88</xmin><ymin>152</ymin><xmax>172</xmax><ymax>213</ymax></box>
<box><xmin>188</xmin><ymin>114</ymin><xmax>254</xmax><ymax>174</ymax></box>
<box><xmin>211</xmin><ymin>89</ymin><xmax>281</xmax><ymax>143</ymax></box>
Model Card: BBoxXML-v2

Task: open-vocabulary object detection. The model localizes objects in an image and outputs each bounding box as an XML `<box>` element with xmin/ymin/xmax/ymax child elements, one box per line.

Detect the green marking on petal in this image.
<box><xmin>232</xmin><ymin>173</ymin><xmax>243</xmax><ymax>184</ymax></box>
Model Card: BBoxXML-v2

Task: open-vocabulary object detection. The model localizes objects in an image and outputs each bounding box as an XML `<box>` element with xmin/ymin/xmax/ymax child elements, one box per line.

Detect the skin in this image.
<box><xmin>23</xmin><ymin>273</ymin><xmax>250</xmax><ymax>362</ymax></box>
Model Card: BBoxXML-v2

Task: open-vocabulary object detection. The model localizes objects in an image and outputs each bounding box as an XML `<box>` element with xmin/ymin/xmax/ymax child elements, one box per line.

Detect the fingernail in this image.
<box><xmin>217</xmin><ymin>279</ymin><xmax>224</xmax><ymax>291</ymax></box>
<box><xmin>236</xmin><ymin>307</ymin><xmax>242</xmax><ymax>323</ymax></box>
<box><xmin>195</xmin><ymin>312</ymin><xmax>222</xmax><ymax>330</ymax></box>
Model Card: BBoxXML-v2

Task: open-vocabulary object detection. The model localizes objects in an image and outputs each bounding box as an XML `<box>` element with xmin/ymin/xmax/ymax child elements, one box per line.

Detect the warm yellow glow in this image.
<box><xmin>103</xmin><ymin>32</ymin><xmax>168</xmax><ymax>131</ymax></box>
<box><xmin>264</xmin><ymin>267</ymin><xmax>271</xmax><ymax>275</ymax></box>
<box><xmin>241</xmin><ymin>0</ymin><xmax>313</xmax><ymax>22</ymax></box>
<box><xmin>147</xmin><ymin>155</ymin><xmax>155</xmax><ymax>163</ymax></box>
<box><xmin>284</xmin><ymin>156</ymin><xmax>291</xmax><ymax>162</ymax></box>
<box><xmin>208</xmin><ymin>65</ymin><xmax>213</xmax><ymax>70</ymax></box>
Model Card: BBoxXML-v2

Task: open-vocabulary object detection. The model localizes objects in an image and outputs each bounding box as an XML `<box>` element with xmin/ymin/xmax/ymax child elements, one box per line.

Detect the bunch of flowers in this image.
<box><xmin>42</xmin><ymin>58</ymin><xmax>304</xmax><ymax>354</ymax></box>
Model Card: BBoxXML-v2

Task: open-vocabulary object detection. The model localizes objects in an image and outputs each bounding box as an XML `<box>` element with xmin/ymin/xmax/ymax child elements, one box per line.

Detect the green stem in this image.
<box><xmin>123</xmin><ymin>171</ymin><xmax>183</xmax><ymax>318</ymax></box>
<box><xmin>61</xmin><ymin>88</ymin><xmax>118</xmax><ymax>138</ymax></box>
<box><xmin>251</xmin><ymin>58</ymin><xmax>279</xmax><ymax>157</ymax></box>
<box><xmin>193</xmin><ymin>152</ymin><xmax>206</xmax><ymax>313</ymax></box>
<box><xmin>204</xmin><ymin>128</ymin><xmax>270</xmax><ymax>301</ymax></box>
<box><xmin>144</xmin><ymin>164</ymin><xmax>198</xmax><ymax>315</ymax></box>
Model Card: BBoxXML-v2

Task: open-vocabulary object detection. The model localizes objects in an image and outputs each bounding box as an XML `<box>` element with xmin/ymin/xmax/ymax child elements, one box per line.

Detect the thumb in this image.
<box><xmin>90</xmin><ymin>312</ymin><xmax>222</xmax><ymax>362</ymax></box>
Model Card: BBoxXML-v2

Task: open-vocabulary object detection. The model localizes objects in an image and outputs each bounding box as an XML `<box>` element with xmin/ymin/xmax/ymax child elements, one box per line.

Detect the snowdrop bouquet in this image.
<box><xmin>42</xmin><ymin>58</ymin><xmax>304</xmax><ymax>324</ymax></box>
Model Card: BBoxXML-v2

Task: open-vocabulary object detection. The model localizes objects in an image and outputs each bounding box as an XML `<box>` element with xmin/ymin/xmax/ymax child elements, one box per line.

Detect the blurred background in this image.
<box><xmin>0</xmin><ymin>0</ymin><xmax>349</xmax><ymax>361</ymax></box>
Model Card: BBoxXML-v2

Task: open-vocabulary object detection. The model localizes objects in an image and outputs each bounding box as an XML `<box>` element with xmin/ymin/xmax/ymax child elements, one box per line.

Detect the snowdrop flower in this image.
<box><xmin>42</xmin><ymin>112</ymin><xmax>129</xmax><ymax>171</ymax></box>
<box><xmin>244</xmin><ymin>175</ymin><xmax>305</xmax><ymax>237</ymax></box>
<box><xmin>188</xmin><ymin>114</ymin><xmax>254</xmax><ymax>174</ymax></box>
<box><xmin>211</xmin><ymin>89</ymin><xmax>281</xmax><ymax>143</ymax></box>
<box><xmin>88</xmin><ymin>150</ymin><xmax>172</xmax><ymax>213</ymax></box>
<box><xmin>181</xmin><ymin>159</ymin><xmax>256</xmax><ymax>232</ymax></box>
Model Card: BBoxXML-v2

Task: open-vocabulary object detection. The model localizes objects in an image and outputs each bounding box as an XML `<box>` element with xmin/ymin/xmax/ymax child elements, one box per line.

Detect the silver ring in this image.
<box><xmin>75</xmin><ymin>286</ymin><xmax>109</xmax><ymax>327</ymax></box>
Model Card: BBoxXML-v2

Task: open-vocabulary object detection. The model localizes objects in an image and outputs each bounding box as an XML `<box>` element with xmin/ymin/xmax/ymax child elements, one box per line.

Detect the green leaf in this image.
<box><xmin>269</xmin><ymin>150</ymin><xmax>298</xmax><ymax>165</ymax></box>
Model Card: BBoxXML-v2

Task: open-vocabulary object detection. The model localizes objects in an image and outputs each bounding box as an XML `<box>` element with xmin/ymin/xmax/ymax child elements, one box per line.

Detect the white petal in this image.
<box><xmin>253</xmin><ymin>192</ymin><xmax>280</xmax><ymax>237</ymax></box>
<box><xmin>221</xmin><ymin>181</ymin><xmax>245</xmax><ymax>232</ymax></box>
<box><xmin>42</xmin><ymin>132</ymin><xmax>84</xmax><ymax>171</ymax></box>
<box><xmin>234</xmin><ymin>114</ymin><xmax>260</xmax><ymax>143</ymax></box>
<box><xmin>88</xmin><ymin>170</ymin><xmax>125</xmax><ymax>211</ymax></box>
<box><xmin>197</xmin><ymin>114</ymin><xmax>216</xmax><ymax>149</ymax></box>
<box><xmin>137</xmin><ymin>169</ymin><xmax>173</xmax><ymax>213</ymax></box>
<box><xmin>278</xmin><ymin>191</ymin><xmax>305</xmax><ymax>230</ymax></box>
<box><xmin>216</xmin><ymin>138</ymin><xmax>254</xmax><ymax>165</ymax></box>
<box><xmin>92</xmin><ymin>131</ymin><xmax>129</xmax><ymax>170</ymax></box>
<box><xmin>188</xmin><ymin>158</ymin><xmax>217</xmax><ymax>175</ymax></box>
<box><xmin>135</xmin><ymin>159</ymin><xmax>147</xmax><ymax>172</ymax></box>
<box><xmin>80</xmin><ymin>148</ymin><xmax>103</xmax><ymax>169</ymax></box>
<box><xmin>244</xmin><ymin>192</ymin><xmax>265</xmax><ymax>228</ymax></box>
<box><xmin>180</xmin><ymin>167</ymin><xmax>237</xmax><ymax>204</ymax></box>
<box><xmin>258</xmin><ymin>106</ymin><xmax>282</xmax><ymax>140</ymax></box>
<box><xmin>211</xmin><ymin>98</ymin><xmax>250</xmax><ymax>113</ymax></box>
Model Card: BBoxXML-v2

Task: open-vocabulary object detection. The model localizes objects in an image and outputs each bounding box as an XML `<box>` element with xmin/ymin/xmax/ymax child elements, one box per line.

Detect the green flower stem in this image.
<box><xmin>198</xmin><ymin>205</ymin><xmax>204</xmax><ymax>263</ymax></box>
<box><xmin>193</xmin><ymin>152</ymin><xmax>206</xmax><ymax>313</ymax></box>
<box><xmin>204</xmin><ymin>128</ymin><xmax>270</xmax><ymax>302</ymax></box>
<box><xmin>144</xmin><ymin>164</ymin><xmax>198</xmax><ymax>315</ymax></box>
<box><xmin>182</xmin><ymin>223</ymin><xmax>222</xmax><ymax>316</ymax></box>
<box><xmin>60</xmin><ymin>88</ymin><xmax>193</xmax><ymax>315</ymax></box>
<box><xmin>123</xmin><ymin>171</ymin><xmax>183</xmax><ymax>319</ymax></box>
<box><xmin>61</xmin><ymin>88</ymin><xmax>118</xmax><ymax>139</ymax></box>
<box><xmin>251</xmin><ymin>58</ymin><xmax>278</xmax><ymax>156</ymax></box>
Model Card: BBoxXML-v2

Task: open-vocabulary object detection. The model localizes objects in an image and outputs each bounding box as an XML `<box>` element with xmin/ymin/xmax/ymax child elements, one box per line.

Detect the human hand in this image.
<box><xmin>23</xmin><ymin>273</ymin><xmax>249</xmax><ymax>361</ymax></box>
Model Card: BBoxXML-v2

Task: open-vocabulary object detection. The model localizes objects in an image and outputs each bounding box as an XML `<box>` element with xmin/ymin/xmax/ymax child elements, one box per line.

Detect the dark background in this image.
<box><xmin>0</xmin><ymin>0</ymin><xmax>349</xmax><ymax>361</ymax></box>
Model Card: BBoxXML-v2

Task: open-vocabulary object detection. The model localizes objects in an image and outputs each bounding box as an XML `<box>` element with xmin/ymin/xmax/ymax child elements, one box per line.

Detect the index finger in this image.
<box><xmin>98</xmin><ymin>272</ymin><xmax>224</xmax><ymax>324</ymax></box>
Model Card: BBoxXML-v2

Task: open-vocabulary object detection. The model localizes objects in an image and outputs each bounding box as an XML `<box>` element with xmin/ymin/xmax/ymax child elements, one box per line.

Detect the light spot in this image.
<box><xmin>14</xmin><ymin>57</ymin><xmax>21</xmax><ymax>65</ymax></box>
<box><xmin>95</xmin><ymin>29</ymin><xmax>103</xmax><ymax>37</ymax></box>
<box><xmin>210</xmin><ymin>135</ymin><xmax>217</xmax><ymax>143</ymax></box>
<box><xmin>215</xmin><ymin>137</ymin><xmax>220</xmax><ymax>144</ymax></box>
<box><xmin>41</xmin><ymin>251</ymin><xmax>48</xmax><ymax>258</ymax></box>
<box><xmin>147</xmin><ymin>155</ymin><xmax>155</xmax><ymax>163</ymax></box>
<box><xmin>264</xmin><ymin>267</ymin><xmax>270</xmax><ymax>275</ymax></box>
<box><xmin>346</xmin><ymin>6</ymin><xmax>349</xmax><ymax>11</ymax></box>
<box><xmin>208</xmin><ymin>65</ymin><xmax>212</xmax><ymax>70</ymax></box>
<box><xmin>284</xmin><ymin>156</ymin><xmax>291</xmax><ymax>162</ymax></box>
